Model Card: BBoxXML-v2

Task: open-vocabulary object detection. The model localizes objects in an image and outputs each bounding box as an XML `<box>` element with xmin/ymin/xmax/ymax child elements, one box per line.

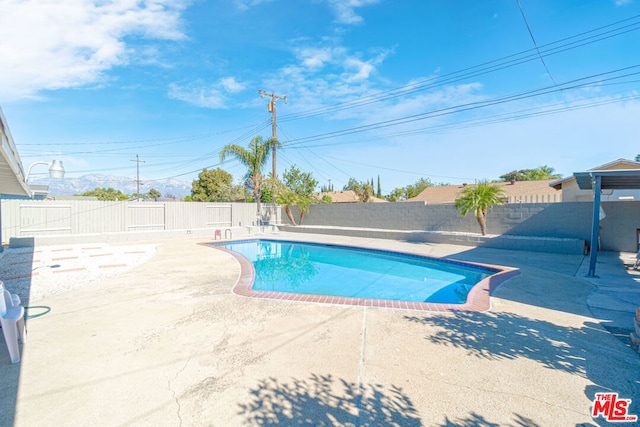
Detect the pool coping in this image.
<box><xmin>205</xmin><ymin>238</ymin><xmax>521</xmax><ymax>312</ymax></box>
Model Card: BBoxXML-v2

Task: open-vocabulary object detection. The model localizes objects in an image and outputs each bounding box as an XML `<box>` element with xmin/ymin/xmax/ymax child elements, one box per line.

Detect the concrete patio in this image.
<box><xmin>1</xmin><ymin>232</ymin><xmax>639</xmax><ymax>426</ymax></box>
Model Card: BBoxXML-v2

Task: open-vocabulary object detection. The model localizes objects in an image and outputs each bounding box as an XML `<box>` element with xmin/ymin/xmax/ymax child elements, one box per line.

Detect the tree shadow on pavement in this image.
<box><xmin>238</xmin><ymin>373</ymin><xmax>422</xmax><ymax>426</ymax></box>
<box><xmin>404</xmin><ymin>312</ymin><xmax>640</xmax><ymax>427</ymax></box>
<box><xmin>437</xmin><ymin>412</ymin><xmax>541</xmax><ymax>427</ymax></box>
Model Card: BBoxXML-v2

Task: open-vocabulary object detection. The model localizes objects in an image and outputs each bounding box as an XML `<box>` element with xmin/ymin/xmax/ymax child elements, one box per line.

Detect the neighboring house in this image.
<box><xmin>315</xmin><ymin>190</ymin><xmax>387</xmax><ymax>203</ymax></box>
<box><xmin>549</xmin><ymin>158</ymin><xmax>640</xmax><ymax>202</ymax></box>
<box><xmin>406</xmin><ymin>179</ymin><xmax>561</xmax><ymax>204</ymax></box>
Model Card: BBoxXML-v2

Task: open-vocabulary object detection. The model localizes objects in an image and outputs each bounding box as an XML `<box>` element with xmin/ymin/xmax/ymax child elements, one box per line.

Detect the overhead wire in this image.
<box><xmin>26</xmin><ymin>119</ymin><xmax>273</xmax><ymax>180</ymax></box>
<box><xmin>21</xmin><ymin>13</ymin><xmax>640</xmax><ymax>185</ymax></box>
<box><xmin>279</xmin><ymin>66</ymin><xmax>640</xmax><ymax>148</ymax></box>
<box><xmin>320</xmin><ymin>154</ymin><xmax>478</xmax><ymax>183</ymax></box>
<box><xmin>275</xmin><ymin>125</ymin><xmax>333</xmax><ymax>183</ymax></box>
<box><xmin>277</xmin><ymin>14</ymin><xmax>640</xmax><ymax>122</ymax></box>
<box><xmin>516</xmin><ymin>0</ymin><xmax>557</xmax><ymax>85</ymax></box>
<box><xmin>17</xmin><ymin>121</ymin><xmax>269</xmax><ymax>146</ymax></box>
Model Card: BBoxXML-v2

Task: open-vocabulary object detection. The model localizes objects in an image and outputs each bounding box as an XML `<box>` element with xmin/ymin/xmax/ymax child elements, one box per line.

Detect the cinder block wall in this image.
<box><xmin>288</xmin><ymin>201</ymin><xmax>640</xmax><ymax>252</ymax></box>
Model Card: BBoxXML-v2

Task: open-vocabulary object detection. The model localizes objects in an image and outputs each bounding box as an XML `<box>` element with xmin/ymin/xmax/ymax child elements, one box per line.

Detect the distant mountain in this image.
<box><xmin>31</xmin><ymin>174</ymin><xmax>192</xmax><ymax>198</ymax></box>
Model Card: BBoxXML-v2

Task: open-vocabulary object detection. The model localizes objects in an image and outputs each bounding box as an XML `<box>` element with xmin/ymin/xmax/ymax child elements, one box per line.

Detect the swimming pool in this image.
<box><xmin>212</xmin><ymin>239</ymin><xmax>518</xmax><ymax>311</ymax></box>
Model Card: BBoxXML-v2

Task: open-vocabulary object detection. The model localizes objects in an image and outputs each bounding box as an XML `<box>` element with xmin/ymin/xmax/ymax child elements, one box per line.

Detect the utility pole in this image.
<box><xmin>258</xmin><ymin>90</ymin><xmax>287</xmax><ymax>181</ymax></box>
<box><xmin>131</xmin><ymin>154</ymin><xmax>145</xmax><ymax>202</ymax></box>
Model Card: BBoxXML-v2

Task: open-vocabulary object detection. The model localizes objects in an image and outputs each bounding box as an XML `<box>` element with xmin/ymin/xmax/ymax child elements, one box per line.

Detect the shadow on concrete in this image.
<box><xmin>238</xmin><ymin>373</ymin><xmax>422</xmax><ymax>426</ymax></box>
<box><xmin>404</xmin><ymin>312</ymin><xmax>640</xmax><ymax>427</ymax></box>
<box><xmin>443</xmin><ymin>244</ymin><xmax>640</xmax><ymax>335</ymax></box>
<box><xmin>0</xmin><ymin>237</ymin><xmax>35</xmax><ymax>427</ymax></box>
<box><xmin>442</xmin><ymin>246</ymin><xmax>590</xmax><ymax>310</ymax></box>
<box><xmin>436</xmin><ymin>412</ymin><xmax>541</xmax><ymax>427</ymax></box>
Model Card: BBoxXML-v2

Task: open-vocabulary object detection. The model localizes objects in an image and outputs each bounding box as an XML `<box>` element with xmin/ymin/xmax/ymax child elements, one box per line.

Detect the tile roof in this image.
<box><xmin>406</xmin><ymin>179</ymin><xmax>560</xmax><ymax>204</ymax></box>
<box><xmin>315</xmin><ymin>190</ymin><xmax>387</xmax><ymax>203</ymax></box>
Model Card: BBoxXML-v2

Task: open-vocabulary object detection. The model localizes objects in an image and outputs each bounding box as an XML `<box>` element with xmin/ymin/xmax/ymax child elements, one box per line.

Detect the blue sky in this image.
<box><xmin>1</xmin><ymin>0</ymin><xmax>639</xmax><ymax>195</ymax></box>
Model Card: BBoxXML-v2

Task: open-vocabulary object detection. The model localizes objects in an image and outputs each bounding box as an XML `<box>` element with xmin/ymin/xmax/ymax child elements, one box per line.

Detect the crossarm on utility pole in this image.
<box><xmin>131</xmin><ymin>154</ymin><xmax>145</xmax><ymax>202</ymax></box>
<box><xmin>258</xmin><ymin>90</ymin><xmax>287</xmax><ymax>181</ymax></box>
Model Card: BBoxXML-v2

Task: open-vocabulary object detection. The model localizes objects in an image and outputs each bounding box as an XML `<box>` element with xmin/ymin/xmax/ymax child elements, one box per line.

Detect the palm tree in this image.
<box><xmin>528</xmin><ymin>165</ymin><xmax>561</xmax><ymax>180</ymax></box>
<box><xmin>275</xmin><ymin>188</ymin><xmax>298</xmax><ymax>225</ymax></box>
<box><xmin>454</xmin><ymin>181</ymin><xmax>505</xmax><ymax>236</ymax></box>
<box><xmin>220</xmin><ymin>136</ymin><xmax>281</xmax><ymax>218</ymax></box>
<box><xmin>296</xmin><ymin>196</ymin><xmax>312</xmax><ymax>225</ymax></box>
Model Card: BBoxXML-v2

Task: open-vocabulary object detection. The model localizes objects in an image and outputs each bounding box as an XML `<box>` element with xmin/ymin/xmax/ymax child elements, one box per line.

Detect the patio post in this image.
<box><xmin>587</xmin><ymin>174</ymin><xmax>601</xmax><ymax>277</ymax></box>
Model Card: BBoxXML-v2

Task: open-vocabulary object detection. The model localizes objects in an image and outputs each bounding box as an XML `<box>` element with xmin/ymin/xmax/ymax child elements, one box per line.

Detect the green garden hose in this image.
<box><xmin>24</xmin><ymin>306</ymin><xmax>51</xmax><ymax>319</ymax></box>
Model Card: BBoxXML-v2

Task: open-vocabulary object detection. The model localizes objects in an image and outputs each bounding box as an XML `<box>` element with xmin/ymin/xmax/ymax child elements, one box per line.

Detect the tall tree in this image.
<box><xmin>282</xmin><ymin>165</ymin><xmax>318</xmax><ymax>198</ymax></box>
<box><xmin>385</xmin><ymin>188</ymin><xmax>405</xmax><ymax>202</ymax></box>
<box><xmin>280</xmin><ymin>165</ymin><xmax>318</xmax><ymax>225</ymax></box>
<box><xmin>344</xmin><ymin>178</ymin><xmax>374</xmax><ymax>202</ymax></box>
<box><xmin>386</xmin><ymin>177</ymin><xmax>434</xmax><ymax>201</ymax></box>
<box><xmin>190</xmin><ymin>168</ymin><xmax>234</xmax><ymax>202</ymax></box>
<box><xmin>147</xmin><ymin>188</ymin><xmax>162</xmax><ymax>200</ymax></box>
<box><xmin>406</xmin><ymin>177</ymin><xmax>433</xmax><ymax>199</ymax></box>
<box><xmin>527</xmin><ymin>165</ymin><xmax>560</xmax><ymax>180</ymax></box>
<box><xmin>274</xmin><ymin>187</ymin><xmax>298</xmax><ymax>225</ymax></box>
<box><xmin>78</xmin><ymin>187</ymin><xmax>129</xmax><ymax>201</ymax></box>
<box><xmin>454</xmin><ymin>181</ymin><xmax>505</xmax><ymax>235</ymax></box>
<box><xmin>499</xmin><ymin>165</ymin><xmax>561</xmax><ymax>181</ymax></box>
<box><xmin>220</xmin><ymin>136</ymin><xmax>280</xmax><ymax>217</ymax></box>
<box><xmin>376</xmin><ymin>175</ymin><xmax>381</xmax><ymax>198</ymax></box>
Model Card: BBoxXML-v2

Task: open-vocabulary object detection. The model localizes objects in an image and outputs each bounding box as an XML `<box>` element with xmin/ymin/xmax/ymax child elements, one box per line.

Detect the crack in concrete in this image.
<box><xmin>355</xmin><ymin>307</ymin><xmax>368</xmax><ymax>427</ymax></box>
<box><xmin>166</xmin><ymin>357</ymin><xmax>191</xmax><ymax>426</ymax></box>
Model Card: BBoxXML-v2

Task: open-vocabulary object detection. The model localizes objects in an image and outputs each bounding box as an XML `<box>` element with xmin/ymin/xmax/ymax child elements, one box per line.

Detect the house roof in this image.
<box><xmin>0</xmin><ymin>107</ymin><xmax>30</xmax><ymax>197</ymax></box>
<box><xmin>406</xmin><ymin>180</ymin><xmax>559</xmax><ymax>204</ymax></box>
<box><xmin>549</xmin><ymin>158</ymin><xmax>640</xmax><ymax>189</ymax></box>
<box><xmin>315</xmin><ymin>190</ymin><xmax>387</xmax><ymax>203</ymax></box>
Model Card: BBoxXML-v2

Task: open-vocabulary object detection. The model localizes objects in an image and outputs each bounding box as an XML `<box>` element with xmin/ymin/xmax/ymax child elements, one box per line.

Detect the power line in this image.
<box><xmin>18</xmin><ymin>15</ymin><xmax>640</xmax><ymax>186</ymax></box>
<box><xmin>280</xmin><ymin>65</ymin><xmax>640</xmax><ymax>148</ymax></box>
<box><xmin>516</xmin><ymin>0</ymin><xmax>557</xmax><ymax>85</ymax></box>
<box><xmin>277</xmin><ymin>14</ymin><xmax>640</xmax><ymax>123</ymax></box>
<box><xmin>16</xmin><ymin>122</ymin><xmax>269</xmax><ymax>146</ymax></box>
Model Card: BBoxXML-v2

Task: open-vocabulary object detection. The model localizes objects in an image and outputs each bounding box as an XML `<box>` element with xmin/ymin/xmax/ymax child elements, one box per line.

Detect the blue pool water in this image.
<box><xmin>217</xmin><ymin>240</ymin><xmax>497</xmax><ymax>304</ymax></box>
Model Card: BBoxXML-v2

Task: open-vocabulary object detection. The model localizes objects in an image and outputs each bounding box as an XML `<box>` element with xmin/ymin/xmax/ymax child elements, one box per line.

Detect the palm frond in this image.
<box><xmin>454</xmin><ymin>181</ymin><xmax>505</xmax><ymax>218</ymax></box>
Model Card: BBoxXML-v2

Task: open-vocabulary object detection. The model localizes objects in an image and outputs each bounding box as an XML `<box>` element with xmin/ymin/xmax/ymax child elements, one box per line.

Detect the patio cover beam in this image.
<box><xmin>587</xmin><ymin>175</ymin><xmax>601</xmax><ymax>277</ymax></box>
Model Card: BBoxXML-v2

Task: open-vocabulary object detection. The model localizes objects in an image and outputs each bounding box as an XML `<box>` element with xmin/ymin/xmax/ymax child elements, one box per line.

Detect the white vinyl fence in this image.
<box><xmin>1</xmin><ymin>200</ymin><xmax>279</xmax><ymax>243</ymax></box>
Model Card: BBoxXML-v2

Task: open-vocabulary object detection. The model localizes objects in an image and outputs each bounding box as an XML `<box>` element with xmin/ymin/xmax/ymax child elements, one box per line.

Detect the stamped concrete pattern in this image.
<box><xmin>1</xmin><ymin>233</ymin><xmax>639</xmax><ymax>426</ymax></box>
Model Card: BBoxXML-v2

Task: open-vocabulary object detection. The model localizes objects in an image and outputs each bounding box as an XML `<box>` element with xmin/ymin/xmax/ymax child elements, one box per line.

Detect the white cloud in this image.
<box><xmin>233</xmin><ymin>0</ymin><xmax>273</xmax><ymax>11</ymax></box>
<box><xmin>298</xmin><ymin>47</ymin><xmax>335</xmax><ymax>69</ymax></box>
<box><xmin>326</xmin><ymin>0</ymin><xmax>380</xmax><ymax>25</ymax></box>
<box><xmin>168</xmin><ymin>77</ymin><xmax>247</xmax><ymax>108</ymax></box>
<box><xmin>220</xmin><ymin>77</ymin><xmax>246</xmax><ymax>93</ymax></box>
<box><xmin>615</xmin><ymin>0</ymin><xmax>633</xmax><ymax>5</ymax></box>
<box><xmin>343</xmin><ymin>58</ymin><xmax>374</xmax><ymax>81</ymax></box>
<box><xmin>291</xmin><ymin>44</ymin><xmax>388</xmax><ymax>84</ymax></box>
<box><xmin>256</xmin><ymin>43</ymin><xmax>397</xmax><ymax>119</ymax></box>
<box><xmin>0</xmin><ymin>0</ymin><xmax>188</xmax><ymax>101</ymax></box>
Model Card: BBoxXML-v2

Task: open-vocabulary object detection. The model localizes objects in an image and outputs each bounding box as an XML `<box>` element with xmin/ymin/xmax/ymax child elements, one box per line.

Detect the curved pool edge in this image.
<box><xmin>206</xmin><ymin>239</ymin><xmax>521</xmax><ymax>313</ymax></box>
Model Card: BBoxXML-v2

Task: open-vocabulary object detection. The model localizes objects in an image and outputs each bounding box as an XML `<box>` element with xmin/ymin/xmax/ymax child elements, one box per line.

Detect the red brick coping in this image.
<box><xmin>207</xmin><ymin>240</ymin><xmax>520</xmax><ymax>313</ymax></box>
